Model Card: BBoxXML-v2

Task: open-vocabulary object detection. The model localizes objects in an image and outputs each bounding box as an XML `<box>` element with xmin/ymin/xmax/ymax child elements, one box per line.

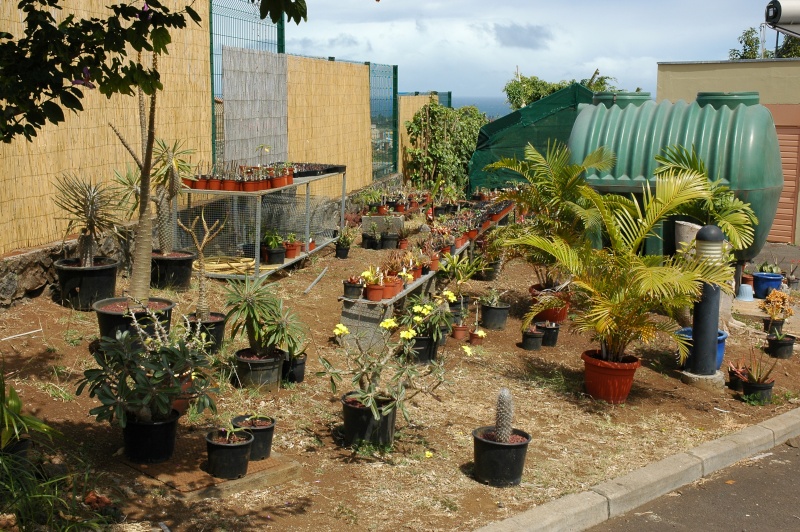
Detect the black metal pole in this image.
<box><xmin>687</xmin><ymin>225</ymin><xmax>725</xmax><ymax>376</ymax></box>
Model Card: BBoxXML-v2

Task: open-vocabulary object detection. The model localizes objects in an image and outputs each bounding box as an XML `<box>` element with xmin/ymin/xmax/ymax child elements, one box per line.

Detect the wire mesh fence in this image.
<box><xmin>176</xmin><ymin>174</ymin><xmax>345</xmax><ymax>279</ymax></box>
<box><xmin>369</xmin><ymin>63</ymin><xmax>398</xmax><ymax>181</ymax></box>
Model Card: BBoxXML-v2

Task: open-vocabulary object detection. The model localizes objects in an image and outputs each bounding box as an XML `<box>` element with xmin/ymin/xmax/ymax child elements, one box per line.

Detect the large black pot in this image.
<box><xmin>264</xmin><ymin>246</ymin><xmax>286</xmax><ymax>265</ymax></box>
<box><xmin>282</xmin><ymin>354</ymin><xmax>306</xmax><ymax>383</ymax></box>
<box><xmin>361</xmin><ymin>234</ymin><xmax>379</xmax><ymax>250</ymax></box>
<box><xmin>480</xmin><ymin>303</ymin><xmax>511</xmax><ymax>330</ymax></box>
<box><xmin>472</xmin><ymin>426</ymin><xmax>531</xmax><ymax>487</ymax></box>
<box><xmin>341</xmin><ymin>392</ymin><xmax>396</xmax><ymax>447</ymax></box>
<box><xmin>767</xmin><ymin>335</ymin><xmax>795</xmax><ymax>359</ymax></box>
<box><xmin>411</xmin><ymin>335</ymin><xmax>438</xmax><ymax>363</ymax></box>
<box><xmin>93</xmin><ymin>297</ymin><xmax>176</xmax><ymax>341</ymax></box>
<box><xmin>521</xmin><ymin>330</ymin><xmax>544</xmax><ymax>351</ymax></box>
<box><xmin>235</xmin><ymin>348</ymin><xmax>283</xmax><ymax>391</ymax></box>
<box><xmin>335</xmin><ymin>246</ymin><xmax>350</xmax><ymax>259</ymax></box>
<box><xmin>122</xmin><ymin>410</ymin><xmax>180</xmax><ymax>464</ymax></box>
<box><xmin>741</xmin><ymin>381</ymin><xmax>774</xmax><ymax>404</ymax></box>
<box><xmin>380</xmin><ymin>233</ymin><xmax>399</xmax><ymax>249</ymax></box>
<box><xmin>187</xmin><ymin>312</ymin><xmax>226</xmax><ymax>354</ymax></box>
<box><xmin>536</xmin><ymin>322</ymin><xmax>560</xmax><ymax>347</ymax></box>
<box><xmin>151</xmin><ymin>250</ymin><xmax>196</xmax><ymax>291</ymax></box>
<box><xmin>54</xmin><ymin>257</ymin><xmax>118</xmax><ymax>311</ymax></box>
<box><xmin>205</xmin><ymin>429</ymin><xmax>253</xmax><ymax>479</ymax></box>
<box><xmin>232</xmin><ymin>415</ymin><xmax>275</xmax><ymax>460</ymax></box>
<box><xmin>343</xmin><ymin>281</ymin><xmax>364</xmax><ymax>299</ymax></box>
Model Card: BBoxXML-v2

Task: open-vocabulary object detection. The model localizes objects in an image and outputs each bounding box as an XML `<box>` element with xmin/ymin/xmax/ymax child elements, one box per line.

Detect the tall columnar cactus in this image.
<box><xmin>495</xmin><ymin>387</ymin><xmax>514</xmax><ymax>443</ymax></box>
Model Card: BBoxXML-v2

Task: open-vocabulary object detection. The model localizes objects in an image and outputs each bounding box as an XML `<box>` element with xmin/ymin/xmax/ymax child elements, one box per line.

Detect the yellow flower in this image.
<box><xmin>400</xmin><ymin>328</ymin><xmax>417</xmax><ymax>340</ymax></box>
<box><xmin>380</xmin><ymin>318</ymin><xmax>398</xmax><ymax>330</ymax></box>
<box><xmin>413</xmin><ymin>305</ymin><xmax>423</xmax><ymax>313</ymax></box>
<box><xmin>461</xmin><ymin>345</ymin><xmax>473</xmax><ymax>357</ymax></box>
<box><xmin>474</xmin><ymin>329</ymin><xmax>487</xmax><ymax>338</ymax></box>
<box><xmin>442</xmin><ymin>290</ymin><xmax>456</xmax><ymax>303</ymax></box>
<box><xmin>424</xmin><ymin>450</ymin><xmax>433</xmax><ymax>458</ymax></box>
<box><xmin>333</xmin><ymin>324</ymin><xmax>350</xmax><ymax>336</ymax></box>
<box><xmin>413</xmin><ymin>315</ymin><xmax>424</xmax><ymax>323</ymax></box>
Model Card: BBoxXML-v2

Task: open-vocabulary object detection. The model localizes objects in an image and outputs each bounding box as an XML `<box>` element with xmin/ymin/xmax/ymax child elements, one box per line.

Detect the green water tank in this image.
<box><xmin>568</xmin><ymin>92</ymin><xmax>782</xmax><ymax>260</ymax></box>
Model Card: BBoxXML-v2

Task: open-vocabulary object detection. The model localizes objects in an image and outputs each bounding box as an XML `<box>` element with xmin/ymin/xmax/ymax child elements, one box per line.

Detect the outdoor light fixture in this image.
<box><xmin>695</xmin><ymin>225</ymin><xmax>725</xmax><ymax>264</ymax></box>
<box><xmin>766</xmin><ymin>0</ymin><xmax>800</xmax><ymax>39</ymax></box>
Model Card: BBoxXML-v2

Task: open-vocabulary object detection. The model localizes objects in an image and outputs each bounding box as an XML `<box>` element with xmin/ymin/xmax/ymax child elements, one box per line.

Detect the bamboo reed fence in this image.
<box><xmin>0</xmin><ymin>1</ymin><xmax>212</xmax><ymax>257</ymax></box>
<box><xmin>398</xmin><ymin>94</ymin><xmax>436</xmax><ymax>179</ymax></box>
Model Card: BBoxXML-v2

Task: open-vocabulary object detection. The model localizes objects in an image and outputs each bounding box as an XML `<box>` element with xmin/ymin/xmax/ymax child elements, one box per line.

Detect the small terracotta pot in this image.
<box><xmin>364</xmin><ymin>284</ymin><xmax>384</xmax><ymax>301</ymax></box>
<box><xmin>469</xmin><ymin>331</ymin><xmax>484</xmax><ymax>345</ymax></box>
<box><xmin>451</xmin><ymin>325</ymin><xmax>469</xmax><ymax>341</ymax></box>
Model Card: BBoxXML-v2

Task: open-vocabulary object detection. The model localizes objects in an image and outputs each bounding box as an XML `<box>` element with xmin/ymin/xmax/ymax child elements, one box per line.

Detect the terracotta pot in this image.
<box><xmin>411</xmin><ymin>266</ymin><xmax>422</xmax><ymax>280</ymax></box>
<box><xmin>467</xmin><ymin>229</ymin><xmax>478</xmax><ymax>240</ymax></box>
<box><xmin>377</xmin><ymin>205</ymin><xmax>389</xmax><ymax>215</ymax></box>
<box><xmin>181</xmin><ymin>177</ymin><xmax>194</xmax><ymax>188</ymax></box>
<box><xmin>429</xmin><ymin>256</ymin><xmax>440</xmax><ymax>271</ymax></box>
<box><xmin>364</xmin><ymin>283</ymin><xmax>384</xmax><ymax>302</ymax></box>
<box><xmin>284</xmin><ymin>242</ymin><xmax>301</xmax><ymax>259</ymax></box>
<box><xmin>469</xmin><ymin>331</ymin><xmax>484</xmax><ymax>345</ymax></box>
<box><xmin>395</xmin><ymin>203</ymin><xmax>406</xmax><ymax>213</ymax></box>
<box><xmin>243</xmin><ymin>181</ymin><xmax>259</xmax><ymax>192</ymax></box>
<box><xmin>741</xmin><ymin>273</ymin><xmax>754</xmax><ymax>287</ymax></box>
<box><xmin>409</xmin><ymin>200</ymin><xmax>419</xmax><ymax>210</ymax></box>
<box><xmin>529</xmin><ymin>284</ymin><xmax>570</xmax><ymax>323</ymax></box>
<box><xmin>451</xmin><ymin>325</ymin><xmax>469</xmax><ymax>341</ymax></box>
<box><xmin>222</xmin><ymin>180</ymin><xmax>238</xmax><ymax>191</ymax></box>
<box><xmin>207</xmin><ymin>178</ymin><xmax>222</xmax><ymax>190</ymax></box>
<box><xmin>272</xmin><ymin>175</ymin><xmax>288</xmax><ymax>188</ymax></box>
<box><xmin>581</xmin><ymin>350</ymin><xmax>640</xmax><ymax>404</ymax></box>
<box><xmin>398</xmin><ymin>239</ymin><xmax>409</xmax><ymax>250</ymax></box>
<box><xmin>194</xmin><ymin>179</ymin><xmax>208</xmax><ymax>190</ymax></box>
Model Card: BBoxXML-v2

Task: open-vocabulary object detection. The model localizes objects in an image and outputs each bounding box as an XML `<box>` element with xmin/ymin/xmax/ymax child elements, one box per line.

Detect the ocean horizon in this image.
<box><xmin>451</xmin><ymin>95</ymin><xmax>513</xmax><ymax>120</ymax></box>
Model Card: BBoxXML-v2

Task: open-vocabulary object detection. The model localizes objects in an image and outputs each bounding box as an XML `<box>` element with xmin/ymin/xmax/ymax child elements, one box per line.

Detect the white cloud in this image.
<box><xmin>283</xmin><ymin>0</ymin><xmax>774</xmax><ymax>97</ymax></box>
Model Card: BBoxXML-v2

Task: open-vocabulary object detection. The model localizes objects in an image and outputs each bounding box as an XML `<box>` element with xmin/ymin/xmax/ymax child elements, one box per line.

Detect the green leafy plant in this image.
<box><xmin>319</xmin><ymin>320</ymin><xmax>446</xmax><ymax>422</ymax></box>
<box><xmin>506</xmin><ymin>149</ymin><xmax>735</xmax><ymax>363</ymax></box>
<box><xmin>437</xmin><ymin>252</ymin><xmax>485</xmax><ymax>298</ymax></box>
<box><xmin>224</xmin><ymin>276</ymin><xmax>280</xmax><ymax>357</ymax></box>
<box><xmin>52</xmin><ymin>173</ymin><xmax>122</xmax><ymax>267</ymax></box>
<box><xmin>262</xmin><ymin>230</ymin><xmax>284</xmax><ymax>249</ymax></box>
<box><xmin>398</xmin><ymin>292</ymin><xmax>456</xmax><ymax>343</ymax></box>
<box><xmin>75</xmin><ymin>309</ymin><xmax>217</xmax><ymax>427</ymax></box>
<box><xmin>1</xmin><ymin>372</ymin><xmax>59</xmax><ymax>449</ymax></box>
<box><xmin>260</xmin><ymin>300</ymin><xmax>307</xmax><ymax>358</ymax></box>
<box><xmin>337</xmin><ymin>225</ymin><xmax>359</xmax><ymax>248</ymax></box>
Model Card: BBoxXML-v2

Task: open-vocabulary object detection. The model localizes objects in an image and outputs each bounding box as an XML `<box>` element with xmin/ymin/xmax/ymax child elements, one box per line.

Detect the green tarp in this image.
<box><xmin>468</xmin><ymin>83</ymin><xmax>594</xmax><ymax>192</ymax></box>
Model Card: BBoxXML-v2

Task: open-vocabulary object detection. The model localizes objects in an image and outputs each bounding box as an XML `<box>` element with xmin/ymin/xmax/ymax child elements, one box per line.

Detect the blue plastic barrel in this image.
<box><xmin>752</xmin><ymin>272</ymin><xmax>783</xmax><ymax>299</ymax></box>
<box><xmin>677</xmin><ymin>327</ymin><xmax>728</xmax><ymax>371</ymax></box>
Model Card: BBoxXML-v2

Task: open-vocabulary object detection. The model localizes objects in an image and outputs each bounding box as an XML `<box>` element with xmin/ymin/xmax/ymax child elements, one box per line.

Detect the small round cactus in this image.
<box><xmin>495</xmin><ymin>387</ymin><xmax>514</xmax><ymax>443</ymax></box>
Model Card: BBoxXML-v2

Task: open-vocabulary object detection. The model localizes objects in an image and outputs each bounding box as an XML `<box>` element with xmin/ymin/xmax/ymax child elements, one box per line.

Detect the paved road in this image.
<box><xmin>588</xmin><ymin>440</ymin><xmax>800</xmax><ymax>532</ymax></box>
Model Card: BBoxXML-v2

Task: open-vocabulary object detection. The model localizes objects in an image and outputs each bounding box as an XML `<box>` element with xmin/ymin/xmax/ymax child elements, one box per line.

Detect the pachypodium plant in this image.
<box><xmin>177</xmin><ymin>208</ymin><xmax>225</xmax><ymax>322</ymax></box>
<box><xmin>495</xmin><ymin>388</ymin><xmax>514</xmax><ymax>443</ymax></box>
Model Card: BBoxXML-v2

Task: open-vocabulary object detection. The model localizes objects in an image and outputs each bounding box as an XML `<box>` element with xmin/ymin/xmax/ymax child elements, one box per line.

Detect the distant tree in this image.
<box><xmin>729</xmin><ymin>27</ymin><xmax>773</xmax><ymax>59</ymax></box>
<box><xmin>778</xmin><ymin>35</ymin><xmax>800</xmax><ymax>57</ymax></box>
<box><xmin>503</xmin><ymin>70</ymin><xmax>621</xmax><ymax>111</ymax></box>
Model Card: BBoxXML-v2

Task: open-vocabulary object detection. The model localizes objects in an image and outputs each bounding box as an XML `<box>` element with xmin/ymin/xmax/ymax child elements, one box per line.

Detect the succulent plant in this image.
<box><xmin>495</xmin><ymin>387</ymin><xmax>513</xmax><ymax>443</ymax></box>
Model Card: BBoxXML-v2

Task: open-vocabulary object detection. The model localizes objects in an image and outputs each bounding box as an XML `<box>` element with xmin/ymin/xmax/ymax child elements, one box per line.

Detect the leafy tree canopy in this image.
<box><xmin>503</xmin><ymin>69</ymin><xmax>628</xmax><ymax>111</ymax></box>
<box><xmin>0</xmin><ymin>0</ymin><xmax>307</xmax><ymax>144</ymax></box>
<box><xmin>729</xmin><ymin>26</ymin><xmax>800</xmax><ymax>60</ymax></box>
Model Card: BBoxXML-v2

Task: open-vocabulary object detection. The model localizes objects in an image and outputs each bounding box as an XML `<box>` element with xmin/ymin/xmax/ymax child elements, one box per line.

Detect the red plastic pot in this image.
<box><xmin>581</xmin><ymin>350</ymin><xmax>640</xmax><ymax>404</ymax></box>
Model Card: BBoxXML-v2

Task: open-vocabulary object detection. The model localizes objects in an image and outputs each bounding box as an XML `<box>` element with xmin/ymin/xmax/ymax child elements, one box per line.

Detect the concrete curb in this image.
<box><xmin>476</xmin><ymin>407</ymin><xmax>800</xmax><ymax>532</ymax></box>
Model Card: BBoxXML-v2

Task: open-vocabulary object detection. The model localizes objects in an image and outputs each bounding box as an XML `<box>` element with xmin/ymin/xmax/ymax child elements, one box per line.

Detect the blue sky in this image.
<box><xmin>284</xmin><ymin>0</ymin><xmax>781</xmax><ymax>99</ymax></box>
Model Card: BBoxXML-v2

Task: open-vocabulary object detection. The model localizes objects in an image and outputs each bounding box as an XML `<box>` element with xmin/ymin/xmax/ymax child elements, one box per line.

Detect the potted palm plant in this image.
<box><xmin>52</xmin><ymin>173</ymin><xmax>122</xmax><ymax>311</ymax></box>
<box><xmin>507</xmin><ymin>151</ymin><xmax>737</xmax><ymax>404</ymax></box>
<box><xmin>76</xmin><ymin>309</ymin><xmax>217</xmax><ymax>463</ymax></box>
<box><xmin>319</xmin><ymin>319</ymin><xmax>447</xmax><ymax>447</ymax></box>
<box><xmin>224</xmin><ymin>277</ymin><xmax>306</xmax><ymax>391</ymax></box>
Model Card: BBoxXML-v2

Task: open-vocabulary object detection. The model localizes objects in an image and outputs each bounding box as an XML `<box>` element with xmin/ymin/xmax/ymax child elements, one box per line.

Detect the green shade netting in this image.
<box><xmin>468</xmin><ymin>83</ymin><xmax>594</xmax><ymax>192</ymax></box>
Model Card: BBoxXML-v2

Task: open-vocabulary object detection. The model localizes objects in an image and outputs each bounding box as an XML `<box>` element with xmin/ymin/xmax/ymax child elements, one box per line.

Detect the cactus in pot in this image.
<box><xmin>495</xmin><ymin>387</ymin><xmax>513</xmax><ymax>443</ymax></box>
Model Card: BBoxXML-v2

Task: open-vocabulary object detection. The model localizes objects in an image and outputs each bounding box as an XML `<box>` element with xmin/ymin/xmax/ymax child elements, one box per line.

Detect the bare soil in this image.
<box><xmin>1</xmin><ymin>242</ymin><xmax>798</xmax><ymax>531</ymax></box>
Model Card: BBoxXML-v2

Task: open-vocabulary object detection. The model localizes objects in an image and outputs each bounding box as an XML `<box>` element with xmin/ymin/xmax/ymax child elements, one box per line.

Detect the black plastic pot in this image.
<box><xmin>480</xmin><ymin>303</ymin><xmax>511</xmax><ymax>330</ymax></box>
<box><xmin>341</xmin><ymin>392</ymin><xmax>397</xmax><ymax>446</ymax></box>
<box><xmin>472</xmin><ymin>426</ymin><xmax>531</xmax><ymax>487</ymax></box>
<box><xmin>93</xmin><ymin>297</ymin><xmax>176</xmax><ymax>341</ymax></box>
<box><xmin>265</xmin><ymin>246</ymin><xmax>286</xmax><ymax>265</ymax></box>
<box><xmin>763</xmin><ymin>318</ymin><xmax>785</xmax><ymax>335</ymax></box>
<box><xmin>767</xmin><ymin>335</ymin><xmax>795</xmax><ymax>359</ymax></box>
<box><xmin>205</xmin><ymin>430</ymin><xmax>253</xmax><ymax>479</ymax></box>
<box><xmin>54</xmin><ymin>257</ymin><xmax>118</xmax><ymax>311</ymax></box>
<box><xmin>478</xmin><ymin>260</ymin><xmax>502</xmax><ymax>282</ymax></box>
<box><xmin>335</xmin><ymin>246</ymin><xmax>350</xmax><ymax>259</ymax></box>
<box><xmin>535</xmin><ymin>322</ymin><xmax>560</xmax><ymax>347</ymax></box>
<box><xmin>380</xmin><ymin>233</ymin><xmax>399</xmax><ymax>249</ymax></box>
<box><xmin>122</xmin><ymin>410</ymin><xmax>180</xmax><ymax>464</ymax></box>
<box><xmin>235</xmin><ymin>348</ymin><xmax>283</xmax><ymax>391</ymax></box>
<box><xmin>728</xmin><ymin>369</ymin><xmax>744</xmax><ymax>392</ymax></box>
<box><xmin>343</xmin><ymin>281</ymin><xmax>364</xmax><ymax>299</ymax></box>
<box><xmin>521</xmin><ymin>330</ymin><xmax>544</xmax><ymax>351</ymax></box>
<box><xmin>232</xmin><ymin>415</ymin><xmax>275</xmax><ymax>460</ymax></box>
<box><xmin>242</xmin><ymin>243</ymin><xmax>257</xmax><ymax>259</ymax></box>
<box><xmin>361</xmin><ymin>234</ymin><xmax>379</xmax><ymax>250</ymax></box>
<box><xmin>282</xmin><ymin>354</ymin><xmax>306</xmax><ymax>383</ymax></box>
<box><xmin>187</xmin><ymin>312</ymin><xmax>226</xmax><ymax>354</ymax></box>
<box><xmin>742</xmin><ymin>381</ymin><xmax>774</xmax><ymax>403</ymax></box>
<box><xmin>151</xmin><ymin>250</ymin><xmax>196</xmax><ymax>291</ymax></box>
<box><xmin>411</xmin><ymin>335</ymin><xmax>437</xmax><ymax>363</ymax></box>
